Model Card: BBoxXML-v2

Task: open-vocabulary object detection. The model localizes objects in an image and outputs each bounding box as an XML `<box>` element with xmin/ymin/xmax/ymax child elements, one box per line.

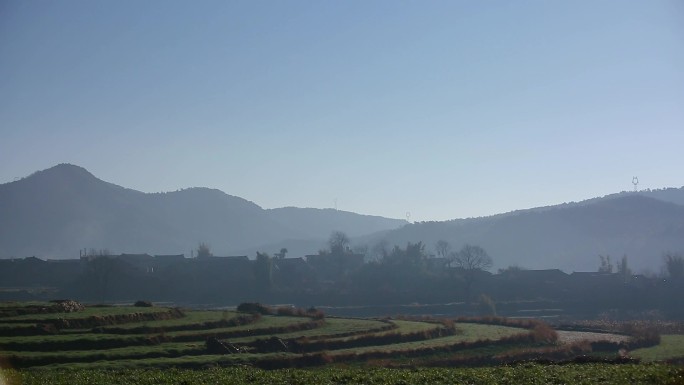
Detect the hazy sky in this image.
<box><xmin>1</xmin><ymin>1</ymin><xmax>683</xmax><ymax>222</ymax></box>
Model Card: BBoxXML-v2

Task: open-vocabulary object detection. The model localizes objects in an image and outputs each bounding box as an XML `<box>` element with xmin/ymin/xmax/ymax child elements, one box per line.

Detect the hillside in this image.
<box><xmin>365</xmin><ymin>194</ymin><xmax>684</xmax><ymax>272</ymax></box>
<box><xmin>0</xmin><ymin>164</ymin><xmax>405</xmax><ymax>258</ymax></box>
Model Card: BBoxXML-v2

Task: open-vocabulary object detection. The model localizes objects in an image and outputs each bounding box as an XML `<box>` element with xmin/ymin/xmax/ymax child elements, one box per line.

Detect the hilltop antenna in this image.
<box><xmin>405</xmin><ymin>211</ymin><xmax>411</xmax><ymax>223</ymax></box>
<box><xmin>632</xmin><ymin>176</ymin><xmax>639</xmax><ymax>192</ymax></box>
<box><xmin>334</xmin><ymin>198</ymin><xmax>338</xmax><ymax>210</ymax></box>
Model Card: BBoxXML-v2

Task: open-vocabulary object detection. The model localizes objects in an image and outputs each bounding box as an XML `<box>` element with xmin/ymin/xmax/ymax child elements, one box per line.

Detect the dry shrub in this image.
<box><xmin>623</xmin><ymin>325</ymin><xmax>661</xmax><ymax>349</ymax></box>
<box><xmin>531</xmin><ymin>323</ymin><xmax>559</xmax><ymax>344</ymax></box>
<box><xmin>237</xmin><ymin>302</ymin><xmax>272</xmax><ymax>315</ymax></box>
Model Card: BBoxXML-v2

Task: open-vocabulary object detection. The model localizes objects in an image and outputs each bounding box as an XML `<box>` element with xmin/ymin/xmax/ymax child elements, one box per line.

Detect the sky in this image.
<box><xmin>1</xmin><ymin>1</ymin><xmax>683</xmax><ymax>222</ymax></box>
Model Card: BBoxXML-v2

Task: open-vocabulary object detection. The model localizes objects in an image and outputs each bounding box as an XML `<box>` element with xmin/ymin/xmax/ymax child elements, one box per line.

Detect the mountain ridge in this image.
<box><xmin>2</xmin><ymin>164</ymin><xmax>683</xmax><ymax>273</ymax></box>
<box><xmin>0</xmin><ymin>164</ymin><xmax>406</xmax><ymax>258</ymax></box>
<box><xmin>363</xmin><ymin>194</ymin><xmax>684</xmax><ymax>273</ymax></box>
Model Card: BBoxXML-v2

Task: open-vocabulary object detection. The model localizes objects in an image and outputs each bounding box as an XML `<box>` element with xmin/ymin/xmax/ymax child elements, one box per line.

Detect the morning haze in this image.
<box><xmin>1</xmin><ymin>1</ymin><xmax>684</xmax><ymax>377</ymax></box>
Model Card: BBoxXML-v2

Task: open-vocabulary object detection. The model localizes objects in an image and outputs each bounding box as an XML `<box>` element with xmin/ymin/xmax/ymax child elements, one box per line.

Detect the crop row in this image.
<box><xmin>2</xmin><ymin>364</ymin><xmax>682</xmax><ymax>385</ymax></box>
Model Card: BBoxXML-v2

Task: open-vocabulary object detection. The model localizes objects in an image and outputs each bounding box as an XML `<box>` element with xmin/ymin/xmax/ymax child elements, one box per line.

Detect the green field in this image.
<box><xmin>1</xmin><ymin>364</ymin><xmax>681</xmax><ymax>385</ymax></box>
<box><xmin>632</xmin><ymin>334</ymin><xmax>684</xmax><ymax>362</ymax></box>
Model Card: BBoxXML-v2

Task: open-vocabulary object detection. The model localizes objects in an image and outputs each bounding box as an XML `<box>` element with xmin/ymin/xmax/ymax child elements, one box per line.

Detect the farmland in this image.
<box><xmin>2</xmin><ymin>364</ymin><xmax>683</xmax><ymax>385</ymax></box>
<box><xmin>0</xmin><ymin>301</ymin><xmax>682</xmax><ymax>384</ymax></box>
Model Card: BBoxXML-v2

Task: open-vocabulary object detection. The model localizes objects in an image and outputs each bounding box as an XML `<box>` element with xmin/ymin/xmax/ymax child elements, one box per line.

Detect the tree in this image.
<box><xmin>664</xmin><ymin>253</ymin><xmax>684</xmax><ymax>280</ymax></box>
<box><xmin>598</xmin><ymin>255</ymin><xmax>613</xmax><ymax>273</ymax></box>
<box><xmin>254</xmin><ymin>252</ymin><xmax>273</xmax><ymax>290</ymax></box>
<box><xmin>197</xmin><ymin>242</ymin><xmax>212</xmax><ymax>258</ymax></box>
<box><xmin>328</xmin><ymin>231</ymin><xmax>350</xmax><ymax>255</ymax></box>
<box><xmin>453</xmin><ymin>244</ymin><xmax>492</xmax><ymax>272</ymax></box>
<box><xmin>382</xmin><ymin>241</ymin><xmax>427</xmax><ymax>269</ymax></box>
<box><xmin>617</xmin><ymin>255</ymin><xmax>631</xmax><ymax>280</ymax></box>
<box><xmin>435</xmin><ymin>240</ymin><xmax>451</xmax><ymax>260</ymax></box>
<box><xmin>378</xmin><ymin>242</ymin><xmax>429</xmax><ymax>292</ymax></box>
<box><xmin>276</xmin><ymin>248</ymin><xmax>288</xmax><ymax>259</ymax></box>
<box><xmin>369</xmin><ymin>239</ymin><xmax>389</xmax><ymax>262</ymax></box>
<box><xmin>452</xmin><ymin>244</ymin><xmax>492</xmax><ymax>303</ymax></box>
<box><xmin>498</xmin><ymin>265</ymin><xmax>525</xmax><ymax>275</ymax></box>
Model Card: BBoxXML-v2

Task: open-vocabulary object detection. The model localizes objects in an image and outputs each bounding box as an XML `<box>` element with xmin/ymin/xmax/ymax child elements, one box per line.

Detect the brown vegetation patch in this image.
<box><xmin>64</xmin><ymin>308</ymin><xmax>185</xmax><ymax>330</ymax></box>
<box><xmin>0</xmin><ymin>300</ymin><xmax>84</xmax><ymax>319</ymax></box>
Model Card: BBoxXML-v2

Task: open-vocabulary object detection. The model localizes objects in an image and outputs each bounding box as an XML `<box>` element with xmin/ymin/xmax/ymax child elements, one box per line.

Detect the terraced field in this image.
<box><xmin>0</xmin><ymin>300</ymin><xmax>680</xmax><ymax>379</ymax></box>
<box><xmin>0</xmin><ymin>302</ymin><xmax>536</xmax><ymax>370</ymax></box>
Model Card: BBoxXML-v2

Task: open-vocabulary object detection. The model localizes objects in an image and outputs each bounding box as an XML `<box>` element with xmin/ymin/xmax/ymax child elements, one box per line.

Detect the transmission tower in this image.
<box><xmin>632</xmin><ymin>176</ymin><xmax>639</xmax><ymax>192</ymax></box>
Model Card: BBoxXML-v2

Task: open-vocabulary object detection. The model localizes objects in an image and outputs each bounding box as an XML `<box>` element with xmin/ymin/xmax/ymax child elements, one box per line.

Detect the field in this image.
<box><xmin>632</xmin><ymin>335</ymin><xmax>684</xmax><ymax>362</ymax></box>
<box><xmin>0</xmin><ymin>301</ymin><xmax>683</xmax><ymax>384</ymax></box>
<box><xmin>2</xmin><ymin>364</ymin><xmax>683</xmax><ymax>385</ymax></box>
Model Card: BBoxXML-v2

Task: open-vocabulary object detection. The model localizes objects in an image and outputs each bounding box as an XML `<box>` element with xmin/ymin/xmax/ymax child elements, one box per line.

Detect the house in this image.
<box><xmin>117</xmin><ymin>253</ymin><xmax>155</xmax><ymax>273</ymax></box>
<box><xmin>305</xmin><ymin>253</ymin><xmax>365</xmax><ymax>282</ymax></box>
<box><xmin>273</xmin><ymin>257</ymin><xmax>316</xmax><ymax>288</ymax></box>
<box><xmin>153</xmin><ymin>254</ymin><xmax>185</xmax><ymax>268</ymax></box>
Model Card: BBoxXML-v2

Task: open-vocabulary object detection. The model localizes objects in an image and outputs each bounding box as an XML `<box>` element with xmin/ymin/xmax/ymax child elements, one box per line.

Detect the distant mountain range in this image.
<box><xmin>362</xmin><ymin>190</ymin><xmax>684</xmax><ymax>273</ymax></box>
<box><xmin>1</xmin><ymin>164</ymin><xmax>683</xmax><ymax>273</ymax></box>
<box><xmin>0</xmin><ymin>164</ymin><xmax>406</xmax><ymax>259</ymax></box>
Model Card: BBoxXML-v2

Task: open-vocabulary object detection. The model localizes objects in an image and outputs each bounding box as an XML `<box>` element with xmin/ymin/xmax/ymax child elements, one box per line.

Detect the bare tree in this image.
<box><xmin>598</xmin><ymin>255</ymin><xmax>613</xmax><ymax>273</ymax></box>
<box><xmin>197</xmin><ymin>242</ymin><xmax>212</xmax><ymax>258</ymax></box>
<box><xmin>328</xmin><ymin>231</ymin><xmax>350</xmax><ymax>255</ymax></box>
<box><xmin>665</xmin><ymin>253</ymin><xmax>684</xmax><ymax>280</ymax></box>
<box><xmin>453</xmin><ymin>244</ymin><xmax>492</xmax><ymax>272</ymax></box>
<box><xmin>452</xmin><ymin>244</ymin><xmax>492</xmax><ymax>303</ymax></box>
<box><xmin>276</xmin><ymin>248</ymin><xmax>288</xmax><ymax>259</ymax></box>
<box><xmin>435</xmin><ymin>240</ymin><xmax>451</xmax><ymax>260</ymax></box>
<box><xmin>617</xmin><ymin>255</ymin><xmax>631</xmax><ymax>281</ymax></box>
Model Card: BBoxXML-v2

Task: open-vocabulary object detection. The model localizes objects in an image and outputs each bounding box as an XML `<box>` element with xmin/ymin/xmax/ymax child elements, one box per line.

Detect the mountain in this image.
<box><xmin>266</xmin><ymin>207</ymin><xmax>405</xmax><ymax>239</ymax></box>
<box><xmin>3</xmin><ymin>164</ymin><xmax>682</xmax><ymax>272</ymax></box>
<box><xmin>363</xmin><ymin>193</ymin><xmax>684</xmax><ymax>273</ymax></box>
<box><xmin>0</xmin><ymin>164</ymin><xmax>406</xmax><ymax>258</ymax></box>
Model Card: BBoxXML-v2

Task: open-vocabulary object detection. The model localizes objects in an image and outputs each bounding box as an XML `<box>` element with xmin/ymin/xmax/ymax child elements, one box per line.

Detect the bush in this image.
<box><xmin>236</xmin><ymin>302</ymin><xmax>272</xmax><ymax>315</ymax></box>
<box><xmin>625</xmin><ymin>325</ymin><xmax>661</xmax><ymax>349</ymax></box>
<box><xmin>134</xmin><ymin>300</ymin><xmax>154</xmax><ymax>307</ymax></box>
<box><xmin>530</xmin><ymin>323</ymin><xmax>558</xmax><ymax>344</ymax></box>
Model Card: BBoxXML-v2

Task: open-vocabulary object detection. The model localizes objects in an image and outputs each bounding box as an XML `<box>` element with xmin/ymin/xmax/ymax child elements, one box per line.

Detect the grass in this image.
<box><xmin>96</xmin><ymin>310</ymin><xmax>236</xmax><ymax>330</ymax></box>
<box><xmin>165</xmin><ymin>315</ymin><xmax>307</xmax><ymax>338</ymax></box>
<box><xmin>228</xmin><ymin>318</ymin><xmax>392</xmax><ymax>343</ymax></box>
<box><xmin>2</xmin><ymin>364</ymin><xmax>681</xmax><ymax>385</ymax></box>
<box><xmin>631</xmin><ymin>334</ymin><xmax>684</xmax><ymax>362</ymax></box>
<box><xmin>331</xmin><ymin>323</ymin><xmax>525</xmax><ymax>355</ymax></box>
<box><xmin>24</xmin><ymin>351</ymin><xmax>289</xmax><ymax>370</ymax></box>
<box><xmin>375</xmin><ymin>320</ymin><xmax>438</xmax><ymax>334</ymax></box>
<box><xmin>0</xmin><ymin>332</ymin><xmax>143</xmax><ymax>346</ymax></box>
